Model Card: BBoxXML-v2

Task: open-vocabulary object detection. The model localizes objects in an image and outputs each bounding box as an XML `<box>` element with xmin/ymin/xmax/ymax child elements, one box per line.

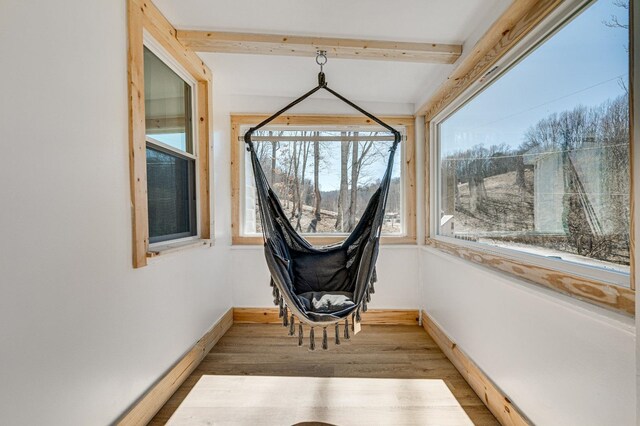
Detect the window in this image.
<box><xmin>245</xmin><ymin>128</ymin><xmax>402</xmax><ymax>236</ymax></box>
<box><xmin>433</xmin><ymin>0</ymin><xmax>631</xmax><ymax>288</ymax></box>
<box><xmin>127</xmin><ymin>0</ymin><xmax>212</xmax><ymax>268</ymax></box>
<box><xmin>144</xmin><ymin>47</ymin><xmax>197</xmax><ymax>244</ymax></box>
<box><xmin>232</xmin><ymin>115</ymin><xmax>416</xmax><ymax>245</ymax></box>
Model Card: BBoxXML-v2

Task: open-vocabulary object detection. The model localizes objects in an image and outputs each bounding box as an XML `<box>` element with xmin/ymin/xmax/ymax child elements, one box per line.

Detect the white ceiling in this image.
<box><xmin>154</xmin><ymin>0</ymin><xmax>512</xmax><ymax>109</ymax></box>
<box><xmin>200</xmin><ymin>52</ymin><xmax>446</xmax><ymax>104</ymax></box>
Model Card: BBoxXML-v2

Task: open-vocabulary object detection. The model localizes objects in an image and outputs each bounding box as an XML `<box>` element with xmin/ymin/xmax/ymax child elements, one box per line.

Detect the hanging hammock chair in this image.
<box><xmin>244</xmin><ymin>52</ymin><xmax>401</xmax><ymax>350</ymax></box>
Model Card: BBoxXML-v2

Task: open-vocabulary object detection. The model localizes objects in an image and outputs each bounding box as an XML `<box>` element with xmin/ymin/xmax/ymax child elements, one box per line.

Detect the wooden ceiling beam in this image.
<box><xmin>176</xmin><ymin>30</ymin><xmax>462</xmax><ymax>64</ymax></box>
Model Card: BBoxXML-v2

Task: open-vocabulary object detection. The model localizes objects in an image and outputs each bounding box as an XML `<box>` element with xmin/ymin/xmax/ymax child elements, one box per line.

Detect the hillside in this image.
<box><xmin>454</xmin><ymin>170</ymin><xmax>534</xmax><ymax>234</ymax></box>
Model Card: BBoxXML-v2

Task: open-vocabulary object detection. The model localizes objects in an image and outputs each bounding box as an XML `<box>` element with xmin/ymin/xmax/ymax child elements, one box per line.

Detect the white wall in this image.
<box><xmin>421</xmin><ymin>248</ymin><xmax>636</xmax><ymax>425</ymax></box>
<box><xmin>232</xmin><ymin>246</ymin><xmax>419</xmax><ymax>308</ymax></box>
<box><xmin>0</xmin><ymin>1</ymin><xmax>232</xmax><ymax>425</ymax></box>
<box><xmin>419</xmin><ymin>63</ymin><xmax>638</xmax><ymax>421</ymax></box>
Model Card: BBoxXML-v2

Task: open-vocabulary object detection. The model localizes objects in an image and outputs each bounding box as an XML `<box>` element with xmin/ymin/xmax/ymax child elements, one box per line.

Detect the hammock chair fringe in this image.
<box><xmin>309</xmin><ymin>327</ymin><xmax>316</xmax><ymax>351</ymax></box>
<box><xmin>288</xmin><ymin>314</ymin><xmax>296</xmax><ymax>336</ymax></box>
<box><xmin>322</xmin><ymin>328</ymin><xmax>328</xmax><ymax>350</ymax></box>
<box><xmin>298</xmin><ymin>324</ymin><xmax>304</xmax><ymax>346</ymax></box>
<box><xmin>344</xmin><ymin>318</ymin><xmax>350</xmax><ymax>340</ymax></box>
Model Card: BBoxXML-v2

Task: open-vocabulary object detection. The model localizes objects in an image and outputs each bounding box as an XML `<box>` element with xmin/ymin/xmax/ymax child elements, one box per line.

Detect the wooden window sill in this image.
<box><xmin>147</xmin><ymin>239</ymin><xmax>212</xmax><ymax>258</ymax></box>
<box><xmin>232</xmin><ymin>235</ymin><xmax>417</xmax><ymax>246</ymax></box>
<box><xmin>425</xmin><ymin>238</ymin><xmax>635</xmax><ymax>316</ymax></box>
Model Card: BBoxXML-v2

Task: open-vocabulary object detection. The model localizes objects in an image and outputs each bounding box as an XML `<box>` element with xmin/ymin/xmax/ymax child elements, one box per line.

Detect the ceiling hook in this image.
<box><xmin>316</xmin><ymin>50</ymin><xmax>328</xmax><ymax>86</ymax></box>
<box><xmin>315</xmin><ymin>50</ymin><xmax>327</xmax><ymax>73</ymax></box>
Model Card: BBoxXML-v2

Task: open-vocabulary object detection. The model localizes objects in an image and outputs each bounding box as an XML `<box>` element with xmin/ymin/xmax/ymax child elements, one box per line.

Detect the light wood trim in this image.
<box><xmin>197</xmin><ymin>80</ymin><xmax>211</xmax><ymax>239</ymax></box>
<box><xmin>233</xmin><ymin>308</ymin><xmax>419</xmax><ymax>325</ymax></box>
<box><xmin>404</xmin><ymin>119</ymin><xmax>417</xmax><ymax>243</ymax></box>
<box><xmin>416</xmin><ymin>0</ymin><xmax>563</xmax><ymax>119</ymax></box>
<box><xmin>117</xmin><ymin>308</ymin><xmax>233</xmax><ymax>426</ymax></box>
<box><xmin>131</xmin><ymin>0</ymin><xmax>211</xmax><ymax>82</ymax></box>
<box><xmin>230</xmin><ymin>117</ymin><xmax>241</xmax><ymax>243</ymax></box>
<box><xmin>421</xmin><ymin>311</ymin><xmax>530</xmax><ymax>426</ymax></box>
<box><xmin>231</xmin><ymin>114</ymin><xmax>416</xmax><ymax>128</ymax></box>
<box><xmin>424</xmin><ymin>119</ymin><xmax>431</xmax><ymax>243</ymax></box>
<box><xmin>233</xmin><ymin>235</ymin><xmax>417</xmax><ymax>246</ymax></box>
<box><xmin>426</xmin><ymin>238</ymin><xmax>635</xmax><ymax>315</ymax></box>
<box><xmin>231</xmin><ymin>114</ymin><xmax>416</xmax><ymax>245</ymax></box>
<box><xmin>146</xmin><ymin>239</ymin><xmax>211</xmax><ymax>258</ymax></box>
<box><xmin>127</xmin><ymin>0</ymin><xmax>149</xmax><ymax>268</ymax></box>
<box><xmin>127</xmin><ymin>0</ymin><xmax>213</xmax><ymax>268</ymax></box>
<box><xmin>177</xmin><ymin>30</ymin><xmax>461</xmax><ymax>64</ymax></box>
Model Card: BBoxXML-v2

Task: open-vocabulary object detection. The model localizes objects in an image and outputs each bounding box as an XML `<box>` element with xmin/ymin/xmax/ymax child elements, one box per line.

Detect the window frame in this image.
<box><xmin>425</xmin><ymin>0</ymin><xmax>635</xmax><ymax>315</ymax></box>
<box><xmin>144</xmin><ymin>40</ymin><xmax>200</xmax><ymax>246</ymax></box>
<box><xmin>127</xmin><ymin>0</ymin><xmax>212</xmax><ymax>268</ymax></box>
<box><xmin>231</xmin><ymin>114</ymin><xmax>417</xmax><ymax>245</ymax></box>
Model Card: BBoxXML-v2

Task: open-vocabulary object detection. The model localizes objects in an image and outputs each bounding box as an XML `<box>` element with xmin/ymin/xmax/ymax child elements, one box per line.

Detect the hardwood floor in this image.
<box><xmin>150</xmin><ymin>324</ymin><xmax>499</xmax><ymax>425</ymax></box>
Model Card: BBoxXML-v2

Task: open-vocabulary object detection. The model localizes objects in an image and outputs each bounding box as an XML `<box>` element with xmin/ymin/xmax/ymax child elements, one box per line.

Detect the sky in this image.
<box><xmin>440</xmin><ymin>0</ymin><xmax>629</xmax><ymax>155</ymax></box>
<box><xmin>318</xmin><ymin>139</ymin><xmax>401</xmax><ymax>192</ymax></box>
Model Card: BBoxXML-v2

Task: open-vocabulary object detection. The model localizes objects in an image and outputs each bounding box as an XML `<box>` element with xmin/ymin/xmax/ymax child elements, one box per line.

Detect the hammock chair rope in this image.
<box><xmin>245</xmin><ymin>51</ymin><xmax>401</xmax><ymax>350</ymax></box>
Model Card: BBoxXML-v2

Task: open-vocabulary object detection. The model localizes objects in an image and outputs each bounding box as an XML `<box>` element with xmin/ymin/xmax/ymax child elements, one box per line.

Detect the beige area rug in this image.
<box><xmin>166</xmin><ymin>375</ymin><xmax>474</xmax><ymax>425</ymax></box>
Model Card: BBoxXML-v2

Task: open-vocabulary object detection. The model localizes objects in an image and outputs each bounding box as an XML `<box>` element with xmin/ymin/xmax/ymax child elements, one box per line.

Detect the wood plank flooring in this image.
<box><xmin>150</xmin><ymin>324</ymin><xmax>499</xmax><ymax>425</ymax></box>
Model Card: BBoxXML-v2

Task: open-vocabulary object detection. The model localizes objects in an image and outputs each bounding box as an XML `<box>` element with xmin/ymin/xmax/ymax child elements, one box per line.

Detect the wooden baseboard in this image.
<box><xmin>117</xmin><ymin>308</ymin><xmax>234</xmax><ymax>426</ymax></box>
<box><xmin>421</xmin><ymin>310</ymin><xmax>530</xmax><ymax>426</ymax></box>
<box><xmin>233</xmin><ymin>307</ymin><xmax>420</xmax><ymax>325</ymax></box>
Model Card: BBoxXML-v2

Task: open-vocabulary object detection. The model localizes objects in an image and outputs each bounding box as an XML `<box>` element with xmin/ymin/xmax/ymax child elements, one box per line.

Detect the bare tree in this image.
<box><xmin>346</xmin><ymin>133</ymin><xmax>377</xmax><ymax>231</ymax></box>
<box><xmin>295</xmin><ymin>138</ymin><xmax>311</xmax><ymax>231</ymax></box>
<box><xmin>335</xmin><ymin>134</ymin><xmax>350</xmax><ymax>232</ymax></box>
<box><xmin>312</xmin><ymin>135</ymin><xmax>321</xmax><ymax>221</ymax></box>
<box><xmin>305</xmin><ymin>134</ymin><xmax>322</xmax><ymax>233</ymax></box>
<box><xmin>602</xmin><ymin>0</ymin><xmax>629</xmax><ymax>30</ymax></box>
<box><xmin>347</xmin><ymin>138</ymin><xmax>359</xmax><ymax>231</ymax></box>
<box><xmin>270</xmin><ymin>131</ymin><xmax>278</xmax><ymax>184</ymax></box>
<box><xmin>289</xmin><ymin>141</ymin><xmax>300</xmax><ymax>220</ymax></box>
<box><xmin>603</xmin><ymin>0</ymin><xmax>629</xmax><ymax>91</ymax></box>
<box><xmin>467</xmin><ymin>146</ymin><xmax>488</xmax><ymax>212</ymax></box>
<box><xmin>515</xmin><ymin>155</ymin><xmax>526</xmax><ymax>191</ymax></box>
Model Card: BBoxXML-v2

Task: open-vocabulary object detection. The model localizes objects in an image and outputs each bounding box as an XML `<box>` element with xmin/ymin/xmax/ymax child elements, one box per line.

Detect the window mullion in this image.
<box><xmin>146</xmin><ymin>137</ymin><xmax>197</xmax><ymax>161</ymax></box>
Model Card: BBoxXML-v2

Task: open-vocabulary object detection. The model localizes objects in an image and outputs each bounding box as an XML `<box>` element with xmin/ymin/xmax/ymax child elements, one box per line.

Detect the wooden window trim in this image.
<box><xmin>231</xmin><ymin>114</ymin><xmax>416</xmax><ymax>245</ymax></box>
<box><xmin>127</xmin><ymin>0</ymin><xmax>212</xmax><ymax>268</ymax></box>
<box><xmin>421</xmin><ymin>0</ymin><xmax>636</xmax><ymax>315</ymax></box>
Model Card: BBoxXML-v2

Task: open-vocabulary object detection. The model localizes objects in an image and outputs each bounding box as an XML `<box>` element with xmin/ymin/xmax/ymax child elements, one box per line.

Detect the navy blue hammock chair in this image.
<box><xmin>244</xmin><ymin>55</ymin><xmax>401</xmax><ymax>350</ymax></box>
